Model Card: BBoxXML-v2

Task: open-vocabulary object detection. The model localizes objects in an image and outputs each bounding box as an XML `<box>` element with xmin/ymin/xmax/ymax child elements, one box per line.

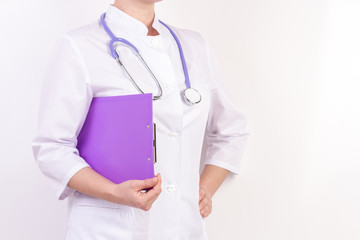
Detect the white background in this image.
<box><xmin>1</xmin><ymin>0</ymin><xmax>359</xmax><ymax>239</ymax></box>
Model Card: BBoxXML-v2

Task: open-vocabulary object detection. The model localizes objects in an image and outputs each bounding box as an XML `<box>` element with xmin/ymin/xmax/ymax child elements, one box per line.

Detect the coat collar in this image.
<box><xmin>104</xmin><ymin>4</ymin><xmax>162</xmax><ymax>37</ymax></box>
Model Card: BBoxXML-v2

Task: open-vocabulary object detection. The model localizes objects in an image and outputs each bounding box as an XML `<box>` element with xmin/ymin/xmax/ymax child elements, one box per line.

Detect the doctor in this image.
<box><xmin>32</xmin><ymin>0</ymin><xmax>249</xmax><ymax>239</ymax></box>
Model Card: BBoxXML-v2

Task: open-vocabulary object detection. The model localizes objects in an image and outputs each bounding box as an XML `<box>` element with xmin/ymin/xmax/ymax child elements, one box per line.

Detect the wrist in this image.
<box><xmin>101</xmin><ymin>182</ymin><xmax>121</xmax><ymax>203</ymax></box>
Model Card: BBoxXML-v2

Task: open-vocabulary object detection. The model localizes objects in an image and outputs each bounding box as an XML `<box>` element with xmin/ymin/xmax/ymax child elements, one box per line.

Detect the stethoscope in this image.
<box><xmin>100</xmin><ymin>13</ymin><xmax>201</xmax><ymax>105</ymax></box>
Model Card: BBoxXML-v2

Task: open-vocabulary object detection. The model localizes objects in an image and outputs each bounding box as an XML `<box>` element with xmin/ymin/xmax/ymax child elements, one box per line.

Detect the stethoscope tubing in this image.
<box><xmin>158</xmin><ymin>20</ymin><xmax>191</xmax><ymax>89</ymax></box>
<box><xmin>99</xmin><ymin>12</ymin><xmax>201</xmax><ymax>104</ymax></box>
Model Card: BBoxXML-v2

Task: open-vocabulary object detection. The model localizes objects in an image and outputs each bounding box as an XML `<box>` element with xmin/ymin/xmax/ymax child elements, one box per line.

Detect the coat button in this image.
<box><xmin>167</xmin><ymin>184</ymin><xmax>177</xmax><ymax>192</ymax></box>
<box><xmin>168</xmin><ymin>132</ymin><xmax>178</xmax><ymax>138</ymax></box>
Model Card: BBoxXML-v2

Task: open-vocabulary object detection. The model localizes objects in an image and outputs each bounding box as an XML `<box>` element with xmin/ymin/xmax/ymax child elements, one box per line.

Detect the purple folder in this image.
<box><xmin>76</xmin><ymin>93</ymin><xmax>155</xmax><ymax>184</ymax></box>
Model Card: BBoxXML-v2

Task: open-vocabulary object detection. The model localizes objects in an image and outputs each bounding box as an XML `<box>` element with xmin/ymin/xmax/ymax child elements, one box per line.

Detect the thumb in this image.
<box><xmin>133</xmin><ymin>176</ymin><xmax>158</xmax><ymax>190</ymax></box>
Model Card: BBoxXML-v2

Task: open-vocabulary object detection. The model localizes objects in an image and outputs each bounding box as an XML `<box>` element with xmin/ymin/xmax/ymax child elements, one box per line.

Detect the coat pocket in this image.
<box><xmin>66</xmin><ymin>204</ymin><xmax>134</xmax><ymax>240</ymax></box>
<box><xmin>71</xmin><ymin>191</ymin><xmax>131</xmax><ymax>211</ymax></box>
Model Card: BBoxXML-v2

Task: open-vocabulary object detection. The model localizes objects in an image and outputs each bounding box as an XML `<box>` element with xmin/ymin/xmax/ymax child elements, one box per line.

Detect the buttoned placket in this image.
<box><xmin>124</xmin><ymin>17</ymin><xmax>184</xmax><ymax>238</ymax></box>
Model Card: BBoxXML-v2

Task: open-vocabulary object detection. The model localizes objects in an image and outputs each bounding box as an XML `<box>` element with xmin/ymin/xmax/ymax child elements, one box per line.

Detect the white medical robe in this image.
<box><xmin>31</xmin><ymin>4</ymin><xmax>249</xmax><ymax>240</ymax></box>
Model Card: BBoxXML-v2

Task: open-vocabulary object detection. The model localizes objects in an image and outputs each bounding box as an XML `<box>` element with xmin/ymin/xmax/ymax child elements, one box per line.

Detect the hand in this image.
<box><xmin>199</xmin><ymin>185</ymin><xmax>212</xmax><ymax>218</ymax></box>
<box><xmin>108</xmin><ymin>173</ymin><xmax>162</xmax><ymax>211</ymax></box>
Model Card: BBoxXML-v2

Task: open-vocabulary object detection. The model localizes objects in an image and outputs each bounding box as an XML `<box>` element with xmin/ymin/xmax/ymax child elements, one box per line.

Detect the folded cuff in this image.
<box><xmin>203</xmin><ymin>159</ymin><xmax>241</xmax><ymax>175</ymax></box>
<box><xmin>56</xmin><ymin>162</ymin><xmax>91</xmax><ymax>200</ymax></box>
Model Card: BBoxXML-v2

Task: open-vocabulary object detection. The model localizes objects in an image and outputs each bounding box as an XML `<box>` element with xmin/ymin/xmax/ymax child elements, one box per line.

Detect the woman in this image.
<box><xmin>32</xmin><ymin>0</ymin><xmax>249</xmax><ymax>239</ymax></box>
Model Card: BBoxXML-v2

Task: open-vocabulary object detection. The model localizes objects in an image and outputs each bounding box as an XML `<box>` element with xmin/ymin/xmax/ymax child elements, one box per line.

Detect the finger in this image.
<box><xmin>202</xmin><ymin>210</ymin><xmax>211</xmax><ymax>217</ymax></box>
<box><xmin>140</xmin><ymin>173</ymin><xmax>162</xmax><ymax>201</ymax></box>
<box><xmin>198</xmin><ymin>198</ymin><xmax>204</xmax><ymax>210</ymax></box>
<box><xmin>200</xmin><ymin>205</ymin><xmax>208</xmax><ymax>216</ymax></box>
<box><xmin>200</xmin><ymin>197</ymin><xmax>212</xmax><ymax>213</ymax></box>
<box><xmin>199</xmin><ymin>188</ymin><xmax>205</xmax><ymax>199</ymax></box>
<box><xmin>145</xmin><ymin>173</ymin><xmax>161</xmax><ymax>190</ymax></box>
<box><xmin>200</xmin><ymin>204</ymin><xmax>212</xmax><ymax>217</ymax></box>
<box><xmin>199</xmin><ymin>196</ymin><xmax>208</xmax><ymax>210</ymax></box>
<box><xmin>149</xmin><ymin>173</ymin><xmax>161</xmax><ymax>193</ymax></box>
<box><xmin>147</xmin><ymin>173</ymin><xmax>162</xmax><ymax>202</ymax></box>
<box><xmin>132</xmin><ymin>175</ymin><xmax>158</xmax><ymax>190</ymax></box>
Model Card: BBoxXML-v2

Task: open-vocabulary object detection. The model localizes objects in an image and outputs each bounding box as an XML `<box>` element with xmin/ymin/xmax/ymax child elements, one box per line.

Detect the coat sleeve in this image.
<box><xmin>31</xmin><ymin>34</ymin><xmax>93</xmax><ymax>200</ymax></box>
<box><xmin>201</xmin><ymin>36</ymin><xmax>250</xmax><ymax>176</ymax></box>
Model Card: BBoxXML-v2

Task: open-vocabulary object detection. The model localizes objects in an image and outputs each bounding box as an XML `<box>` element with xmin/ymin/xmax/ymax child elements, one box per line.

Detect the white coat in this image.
<box><xmin>31</xmin><ymin>4</ymin><xmax>249</xmax><ymax>240</ymax></box>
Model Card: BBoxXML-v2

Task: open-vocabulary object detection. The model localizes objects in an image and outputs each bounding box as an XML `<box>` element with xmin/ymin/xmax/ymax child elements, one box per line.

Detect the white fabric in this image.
<box><xmin>31</xmin><ymin>4</ymin><xmax>249</xmax><ymax>240</ymax></box>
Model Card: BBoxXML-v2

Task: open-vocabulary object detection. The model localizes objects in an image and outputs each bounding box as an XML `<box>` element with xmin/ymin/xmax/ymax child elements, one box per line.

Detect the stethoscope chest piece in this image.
<box><xmin>183</xmin><ymin>87</ymin><xmax>201</xmax><ymax>105</ymax></box>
